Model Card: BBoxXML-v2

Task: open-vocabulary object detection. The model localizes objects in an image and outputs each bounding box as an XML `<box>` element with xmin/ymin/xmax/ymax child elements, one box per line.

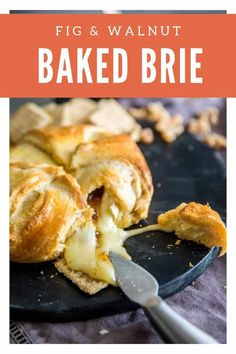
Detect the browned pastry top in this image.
<box><xmin>10</xmin><ymin>163</ymin><xmax>92</xmax><ymax>263</ymax></box>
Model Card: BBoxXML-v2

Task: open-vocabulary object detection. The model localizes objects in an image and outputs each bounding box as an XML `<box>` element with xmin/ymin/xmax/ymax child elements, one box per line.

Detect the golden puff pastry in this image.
<box><xmin>10</xmin><ymin>125</ymin><xmax>112</xmax><ymax>168</ymax></box>
<box><xmin>10</xmin><ymin>125</ymin><xmax>154</xmax><ymax>289</ymax></box>
<box><xmin>88</xmin><ymin>99</ymin><xmax>142</xmax><ymax>141</ymax></box>
<box><xmin>43</xmin><ymin>98</ymin><xmax>97</xmax><ymax>126</ymax></box>
<box><xmin>71</xmin><ymin>134</ymin><xmax>153</xmax><ymax>228</ymax></box>
<box><xmin>11</xmin><ymin>126</ymin><xmax>153</xmax><ymax>228</ymax></box>
<box><xmin>10</xmin><ymin>163</ymin><xmax>92</xmax><ymax>263</ymax></box>
<box><xmin>157</xmin><ymin>202</ymin><xmax>226</xmax><ymax>255</ymax></box>
<box><xmin>10</xmin><ymin>103</ymin><xmax>53</xmax><ymax>144</ymax></box>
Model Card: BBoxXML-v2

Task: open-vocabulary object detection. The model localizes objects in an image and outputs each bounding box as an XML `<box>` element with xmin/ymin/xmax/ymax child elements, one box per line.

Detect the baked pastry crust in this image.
<box><xmin>10</xmin><ymin>103</ymin><xmax>53</xmax><ymax>144</ymax></box>
<box><xmin>11</xmin><ymin>125</ymin><xmax>111</xmax><ymax>168</ymax></box>
<box><xmin>10</xmin><ymin>126</ymin><xmax>154</xmax><ymax>290</ymax></box>
<box><xmin>157</xmin><ymin>202</ymin><xmax>226</xmax><ymax>255</ymax></box>
<box><xmin>11</xmin><ymin>126</ymin><xmax>153</xmax><ymax>228</ymax></box>
<box><xmin>10</xmin><ymin>163</ymin><xmax>92</xmax><ymax>263</ymax></box>
<box><xmin>72</xmin><ymin>134</ymin><xmax>153</xmax><ymax>227</ymax></box>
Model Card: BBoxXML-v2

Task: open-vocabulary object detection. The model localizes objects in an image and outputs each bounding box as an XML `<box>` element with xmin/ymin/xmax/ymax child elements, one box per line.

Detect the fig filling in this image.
<box><xmin>87</xmin><ymin>187</ymin><xmax>104</xmax><ymax>221</ymax></box>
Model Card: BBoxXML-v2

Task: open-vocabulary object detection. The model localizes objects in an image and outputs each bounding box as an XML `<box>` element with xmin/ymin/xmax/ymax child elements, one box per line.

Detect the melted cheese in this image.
<box><xmin>65</xmin><ymin>193</ymin><xmax>129</xmax><ymax>285</ymax></box>
<box><xmin>64</xmin><ymin>191</ymin><xmax>160</xmax><ymax>285</ymax></box>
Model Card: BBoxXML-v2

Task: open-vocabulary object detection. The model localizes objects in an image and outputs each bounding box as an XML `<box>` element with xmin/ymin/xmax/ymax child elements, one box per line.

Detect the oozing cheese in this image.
<box><xmin>64</xmin><ymin>191</ymin><xmax>160</xmax><ymax>285</ymax></box>
<box><xmin>64</xmin><ymin>200</ymin><xmax>227</xmax><ymax>285</ymax></box>
<box><xmin>65</xmin><ymin>193</ymin><xmax>128</xmax><ymax>285</ymax></box>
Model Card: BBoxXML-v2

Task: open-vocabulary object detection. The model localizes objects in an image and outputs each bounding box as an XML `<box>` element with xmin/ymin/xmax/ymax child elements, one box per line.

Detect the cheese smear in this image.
<box><xmin>64</xmin><ymin>192</ymin><xmax>160</xmax><ymax>285</ymax></box>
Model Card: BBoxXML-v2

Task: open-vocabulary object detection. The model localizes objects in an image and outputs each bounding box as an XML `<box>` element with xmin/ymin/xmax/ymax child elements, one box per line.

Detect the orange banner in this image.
<box><xmin>0</xmin><ymin>14</ymin><xmax>236</xmax><ymax>97</ymax></box>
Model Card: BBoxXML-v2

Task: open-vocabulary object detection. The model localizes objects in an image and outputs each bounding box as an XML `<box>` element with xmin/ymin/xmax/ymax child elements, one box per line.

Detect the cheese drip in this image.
<box><xmin>65</xmin><ymin>193</ymin><xmax>128</xmax><ymax>285</ymax></box>
<box><xmin>64</xmin><ymin>191</ymin><xmax>160</xmax><ymax>285</ymax></box>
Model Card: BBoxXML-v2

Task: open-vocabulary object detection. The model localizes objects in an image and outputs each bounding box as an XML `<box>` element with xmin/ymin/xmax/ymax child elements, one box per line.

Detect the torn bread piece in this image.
<box><xmin>10</xmin><ymin>103</ymin><xmax>53</xmax><ymax>144</ymax></box>
<box><xmin>147</xmin><ymin>101</ymin><xmax>170</xmax><ymax>122</ymax></box>
<box><xmin>155</xmin><ymin>114</ymin><xmax>184</xmax><ymax>143</ymax></box>
<box><xmin>88</xmin><ymin>99</ymin><xmax>142</xmax><ymax>141</ymax></box>
<box><xmin>43</xmin><ymin>98</ymin><xmax>97</xmax><ymax>126</ymax></box>
<box><xmin>203</xmin><ymin>133</ymin><xmax>227</xmax><ymax>150</ymax></box>
<box><xmin>157</xmin><ymin>202</ymin><xmax>226</xmax><ymax>255</ymax></box>
<box><xmin>55</xmin><ymin>258</ymin><xmax>108</xmax><ymax>295</ymax></box>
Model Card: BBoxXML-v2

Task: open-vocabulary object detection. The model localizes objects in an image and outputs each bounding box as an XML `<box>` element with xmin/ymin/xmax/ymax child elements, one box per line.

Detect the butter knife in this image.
<box><xmin>109</xmin><ymin>251</ymin><xmax>218</xmax><ymax>344</ymax></box>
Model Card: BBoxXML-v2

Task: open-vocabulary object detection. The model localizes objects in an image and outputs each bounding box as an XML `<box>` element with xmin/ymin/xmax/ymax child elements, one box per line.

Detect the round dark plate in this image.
<box><xmin>10</xmin><ymin>132</ymin><xmax>226</xmax><ymax>322</ymax></box>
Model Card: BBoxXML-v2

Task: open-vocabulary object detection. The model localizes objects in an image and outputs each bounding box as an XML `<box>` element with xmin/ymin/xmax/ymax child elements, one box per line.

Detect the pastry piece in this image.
<box><xmin>10</xmin><ymin>143</ymin><xmax>57</xmax><ymax>165</ymax></box>
<box><xmin>10</xmin><ymin>103</ymin><xmax>53</xmax><ymax>144</ymax></box>
<box><xmin>43</xmin><ymin>98</ymin><xmax>97</xmax><ymax>126</ymax></box>
<box><xmin>157</xmin><ymin>202</ymin><xmax>226</xmax><ymax>255</ymax></box>
<box><xmin>203</xmin><ymin>133</ymin><xmax>227</xmax><ymax>149</ymax></box>
<box><xmin>71</xmin><ymin>134</ymin><xmax>153</xmax><ymax>228</ymax></box>
<box><xmin>188</xmin><ymin>117</ymin><xmax>211</xmax><ymax>136</ymax></box>
<box><xmin>187</xmin><ymin>107</ymin><xmax>226</xmax><ymax>151</ymax></box>
<box><xmin>88</xmin><ymin>99</ymin><xmax>142</xmax><ymax>141</ymax></box>
<box><xmin>140</xmin><ymin>127</ymin><xmax>154</xmax><ymax>144</ymax></box>
<box><xmin>10</xmin><ymin>125</ymin><xmax>112</xmax><ymax>168</ymax></box>
<box><xmin>155</xmin><ymin>114</ymin><xmax>184</xmax><ymax>143</ymax></box>
<box><xmin>128</xmin><ymin>107</ymin><xmax>148</xmax><ymax>120</ymax></box>
<box><xmin>55</xmin><ymin>258</ymin><xmax>108</xmax><ymax>295</ymax></box>
<box><xmin>10</xmin><ymin>163</ymin><xmax>91</xmax><ymax>263</ymax></box>
<box><xmin>147</xmin><ymin>101</ymin><xmax>170</xmax><ymax>122</ymax></box>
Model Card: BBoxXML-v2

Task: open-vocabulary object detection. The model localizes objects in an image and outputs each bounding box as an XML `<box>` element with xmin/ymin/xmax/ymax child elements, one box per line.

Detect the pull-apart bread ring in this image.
<box><xmin>10</xmin><ymin>126</ymin><xmax>153</xmax><ymax>292</ymax></box>
<box><xmin>10</xmin><ymin>124</ymin><xmax>226</xmax><ymax>294</ymax></box>
<box><xmin>10</xmin><ymin>163</ymin><xmax>91</xmax><ymax>263</ymax></box>
<box><xmin>10</xmin><ymin>125</ymin><xmax>153</xmax><ymax>228</ymax></box>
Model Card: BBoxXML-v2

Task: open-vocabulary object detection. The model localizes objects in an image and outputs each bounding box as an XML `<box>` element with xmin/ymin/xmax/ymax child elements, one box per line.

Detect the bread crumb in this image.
<box><xmin>204</xmin><ymin>133</ymin><xmax>226</xmax><ymax>149</ymax></box>
<box><xmin>201</xmin><ymin>107</ymin><xmax>219</xmax><ymax>126</ymax></box>
<box><xmin>187</xmin><ymin>107</ymin><xmax>226</xmax><ymax>150</ymax></box>
<box><xmin>155</xmin><ymin>114</ymin><xmax>184</xmax><ymax>143</ymax></box>
<box><xmin>188</xmin><ymin>107</ymin><xmax>220</xmax><ymax>135</ymax></box>
<box><xmin>140</xmin><ymin>127</ymin><xmax>154</xmax><ymax>144</ymax></box>
<box><xmin>147</xmin><ymin>101</ymin><xmax>169</xmax><ymax>122</ymax></box>
<box><xmin>188</xmin><ymin>117</ymin><xmax>211</xmax><ymax>136</ymax></box>
<box><xmin>192</xmin><ymin>281</ymin><xmax>195</xmax><ymax>286</ymax></box>
<box><xmin>50</xmin><ymin>273</ymin><xmax>58</xmax><ymax>279</ymax></box>
<box><xmin>189</xmin><ymin>262</ymin><xmax>194</xmax><ymax>268</ymax></box>
<box><xmin>99</xmin><ymin>329</ymin><xmax>109</xmax><ymax>335</ymax></box>
<box><xmin>128</xmin><ymin>107</ymin><xmax>147</xmax><ymax>120</ymax></box>
<box><xmin>175</xmin><ymin>239</ymin><xmax>181</xmax><ymax>245</ymax></box>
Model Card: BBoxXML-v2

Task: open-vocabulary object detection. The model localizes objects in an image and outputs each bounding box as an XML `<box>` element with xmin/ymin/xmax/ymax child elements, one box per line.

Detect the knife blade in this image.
<box><xmin>109</xmin><ymin>251</ymin><xmax>218</xmax><ymax>344</ymax></box>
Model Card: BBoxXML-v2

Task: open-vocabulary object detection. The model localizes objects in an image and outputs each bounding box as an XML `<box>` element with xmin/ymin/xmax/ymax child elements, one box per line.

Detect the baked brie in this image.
<box><xmin>10</xmin><ymin>126</ymin><xmax>153</xmax><ymax>293</ymax></box>
<box><xmin>10</xmin><ymin>124</ymin><xmax>226</xmax><ymax>295</ymax></box>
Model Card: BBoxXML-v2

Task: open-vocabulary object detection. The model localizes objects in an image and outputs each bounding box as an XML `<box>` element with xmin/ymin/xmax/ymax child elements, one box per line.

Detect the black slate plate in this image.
<box><xmin>10</xmin><ymin>132</ymin><xmax>226</xmax><ymax>322</ymax></box>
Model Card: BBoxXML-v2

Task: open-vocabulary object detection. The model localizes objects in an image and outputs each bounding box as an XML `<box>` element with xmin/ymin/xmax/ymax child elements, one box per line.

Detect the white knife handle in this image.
<box><xmin>143</xmin><ymin>296</ymin><xmax>218</xmax><ymax>344</ymax></box>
